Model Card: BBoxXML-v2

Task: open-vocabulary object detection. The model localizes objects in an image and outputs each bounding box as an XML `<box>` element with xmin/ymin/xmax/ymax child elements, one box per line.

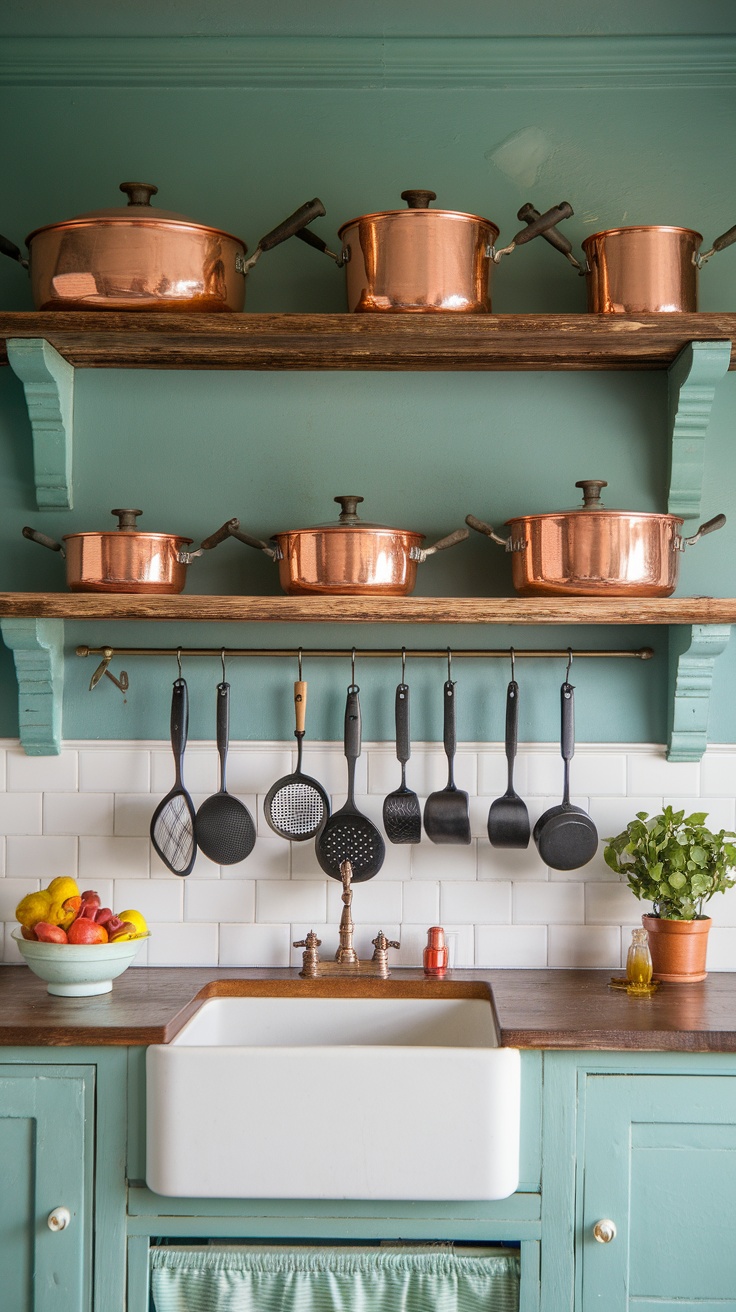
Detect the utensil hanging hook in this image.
<box><xmin>350</xmin><ymin>646</ymin><xmax>357</xmax><ymax>690</ymax></box>
<box><xmin>447</xmin><ymin>646</ymin><xmax>453</xmax><ymax>683</ymax></box>
<box><xmin>510</xmin><ymin>646</ymin><xmax>516</xmax><ymax>681</ymax></box>
<box><xmin>176</xmin><ymin>647</ymin><xmax>183</xmax><ymax>679</ymax></box>
<box><xmin>566</xmin><ymin>647</ymin><xmax>574</xmax><ymax>681</ymax></box>
<box><xmin>401</xmin><ymin>646</ymin><xmax>407</xmax><ymax>684</ymax></box>
<box><xmin>220</xmin><ymin>647</ymin><xmax>227</xmax><ymax>682</ymax></box>
<box><xmin>88</xmin><ymin>646</ymin><xmax>129</xmax><ymax>695</ymax></box>
<box><xmin>297</xmin><ymin>646</ymin><xmax>303</xmax><ymax>681</ymax></box>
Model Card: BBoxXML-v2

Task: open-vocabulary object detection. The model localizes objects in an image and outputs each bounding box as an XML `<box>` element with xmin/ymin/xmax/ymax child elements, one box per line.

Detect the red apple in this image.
<box><xmin>68</xmin><ymin>918</ymin><xmax>108</xmax><ymax>945</ymax></box>
<box><xmin>34</xmin><ymin>922</ymin><xmax>69</xmax><ymax>944</ymax></box>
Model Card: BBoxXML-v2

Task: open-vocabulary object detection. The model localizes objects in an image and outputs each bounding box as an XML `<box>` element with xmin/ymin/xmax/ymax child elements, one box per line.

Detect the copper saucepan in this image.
<box><xmin>517</xmin><ymin>202</ymin><xmax>736</xmax><ymax>313</ymax></box>
<box><xmin>23</xmin><ymin>509</ymin><xmax>238</xmax><ymax>593</ymax></box>
<box><xmin>223</xmin><ymin>495</ymin><xmax>470</xmax><ymax>595</ymax></box>
<box><xmin>466</xmin><ymin>479</ymin><xmax>726</xmax><ymax>597</ymax></box>
<box><xmin>0</xmin><ymin>183</ymin><xmax>325</xmax><ymax>311</ymax></box>
<box><xmin>295</xmin><ymin>191</ymin><xmax>574</xmax><ymax>312</ymax></box>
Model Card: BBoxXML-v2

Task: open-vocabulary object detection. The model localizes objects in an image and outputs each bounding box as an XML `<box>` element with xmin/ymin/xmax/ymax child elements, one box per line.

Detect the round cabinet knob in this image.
<box><xmin>593</xmin><ymin>1218</ymin><xmax>617</xmax><ymax>1244</ymax></box>
<box><xmin>47</xmin><ymin>1207</ymin><xmax>72</xmax><ymax>1232</ymax></box>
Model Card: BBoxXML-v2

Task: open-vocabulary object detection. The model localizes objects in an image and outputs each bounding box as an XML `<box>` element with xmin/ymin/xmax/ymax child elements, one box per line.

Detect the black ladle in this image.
<box><xmin>488</xmin><ymin>657</ymin><xmax>530</xmax><ymax>849</ymax></box>
<box><xmin>533</xmin><ymin>677</ymin><xmax>598</xmax><ymax>871</ymax></box>
<box><xmin>424</xmin><ymin>658</ymin><xmax>471</xmax><ymax>845</ymax></box>
<box><xmin>195</xmin><ymin>676</ymin><xmax>256</xmax><ymax>865</ymax></box>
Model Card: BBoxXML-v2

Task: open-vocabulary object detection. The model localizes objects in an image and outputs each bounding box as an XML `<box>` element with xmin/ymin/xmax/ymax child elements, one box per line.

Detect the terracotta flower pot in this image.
<box><xmin>642</xmin><ymin>913</ymin><xmax>711</xmax><ymax>983</ymax></box>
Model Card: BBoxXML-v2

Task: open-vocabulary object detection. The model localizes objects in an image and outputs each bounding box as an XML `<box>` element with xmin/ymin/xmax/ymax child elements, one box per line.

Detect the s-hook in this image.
<box><xmin>565</xmin><ymin>647</ymin><xmax>574</xmax><ymax>682</ymax></box>
<box><xmin>88</xmin><ymin>646</ymin><xmax>128</xmax><ymax>695</ymax></box>
<box><xmin>510</xmin><ymin>646</ymin><xmax>516</xmax><ymax>681</ymax></box>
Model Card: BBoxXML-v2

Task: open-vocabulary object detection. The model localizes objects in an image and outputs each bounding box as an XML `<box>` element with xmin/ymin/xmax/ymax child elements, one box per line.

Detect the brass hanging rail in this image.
<box><xmin>76</xmin><ymin>644</ymin><xmax>654</xmax><ymax>661</ymax></box>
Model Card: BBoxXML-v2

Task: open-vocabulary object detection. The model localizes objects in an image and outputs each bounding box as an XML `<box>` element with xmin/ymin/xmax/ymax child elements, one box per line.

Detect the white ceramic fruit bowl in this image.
<box><xmin>11</xmin><ymin>929</ymin><xmax>148</xmax><ymax>996</ymax></box>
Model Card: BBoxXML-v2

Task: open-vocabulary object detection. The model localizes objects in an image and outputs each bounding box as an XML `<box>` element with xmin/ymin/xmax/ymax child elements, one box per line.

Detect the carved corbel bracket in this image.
<box><xmin>6</xmin><ymin>337</ymin><xmax>74</xmax><ymax>510</ymax></box>
<box><xmin>667</xmin><ymin>339</ymin><xmax>731</xmax><ymax>520</ymax></box>
<box><xmin>667</xmin><ymin>622</ymin><xmax>732</xmax><ymax>761</ymax></box>
<box><xmin>0</xmin><ymin>617</ymin><xmax>64</xmax><ymax>755</ymax></box>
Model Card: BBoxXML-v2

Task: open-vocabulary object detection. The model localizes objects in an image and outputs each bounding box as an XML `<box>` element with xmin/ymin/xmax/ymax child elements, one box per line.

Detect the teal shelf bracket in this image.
<box><xmin>6</xmin><ymin>337</ymin><xmax>74</xmax><ymax>510</ymax></box>
<box><xmin>0</xmin><ymin>618</ymin><xmax>64</xmax><ymax>755</ymax></box>
<box><xmin>667</xmin><ymin>623</ymin><xmax>732</xmax><ymax>762</ymax></box>
<box><xmin>667</xmin><ymin>339</ymin><xmax>731</xmax><ymax>519</ymax></box>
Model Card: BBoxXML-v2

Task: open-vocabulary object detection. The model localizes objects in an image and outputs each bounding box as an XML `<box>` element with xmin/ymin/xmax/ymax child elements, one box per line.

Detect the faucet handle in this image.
<box><xmin>294</xmin><ymin>929</ymin><xmax>322</xmax><ymax>979</ymax></box>
<box><xmin>371</xmin><ymin>930</ymin><xmax>400</xmax><ymax>978</ymax></box>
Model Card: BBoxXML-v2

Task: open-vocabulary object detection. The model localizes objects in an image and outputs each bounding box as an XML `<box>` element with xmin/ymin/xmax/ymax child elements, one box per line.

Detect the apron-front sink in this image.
<box><xmin>146</xmin><ymin>979</ymin><xmax>520</xmax><ymax>1201</ymax></box>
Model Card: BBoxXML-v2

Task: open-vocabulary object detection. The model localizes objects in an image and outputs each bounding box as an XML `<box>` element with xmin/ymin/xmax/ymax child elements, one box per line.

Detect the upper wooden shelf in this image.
<box><xmin>1</xmin><ymin>311</ymin><xmax>735</xmax><ymax>371</ymax></box>
<box><xmin>1</xmin><ymin>592</ymin><xmax>735</xmax><ymax>625</ymax></box>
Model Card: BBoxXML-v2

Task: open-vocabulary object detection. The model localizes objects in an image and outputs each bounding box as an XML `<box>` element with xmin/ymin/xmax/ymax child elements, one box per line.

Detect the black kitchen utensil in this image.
<box><xmin>383</xmin><ymin>677</ymin><xmax>421</xmax><ymax>845</ymax></box>
<box><xmin>423</xmin><ymin>673</ymin><xmax>471</xmax><ymax>845</ymax></box>
<box><xmin>195</xmin><ymin>680</ymin><xmax>256</xmax><ymax>864</ymax></box>
<box><xmin>315</xmin><ymin>683</ymin><xmax>385</xmax><ymax>880</ymax></box>
<box><xmin>150</xmin><ymin>676</ymin><xmax>197</xmax><ymax>876</ymax></box>
<box><xmin>264</xmin><ymin>675</ymin><xmax>330</xmax><ymax>841</ymax></box>
<box><xmin>533</xmin><ymin>680</ymin><xmax>598</xmax><ymax>871</ymax></box>
<box><xmin>488</xmin><ymin>661</ymin><xmax>530</xmax><ymax>849</ymax></box>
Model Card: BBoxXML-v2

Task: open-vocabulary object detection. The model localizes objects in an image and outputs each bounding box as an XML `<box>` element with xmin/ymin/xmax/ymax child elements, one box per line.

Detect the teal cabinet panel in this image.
<box><xmin>579</xmin><ymin>1074</ymin><xmax>736</xmax><ymax>1310</ymax></box>
<box><xmin>0</xmin><ymin>1064</ymin><xmax>94</xmax><ymax>1312</ymax></box>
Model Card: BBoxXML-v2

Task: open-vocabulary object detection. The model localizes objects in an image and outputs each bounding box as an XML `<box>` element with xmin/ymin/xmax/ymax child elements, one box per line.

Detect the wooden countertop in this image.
<box><xmin>2</xmin><ymin>966</ymin><xmax>736</xmax><ymax>1052</ymax></box>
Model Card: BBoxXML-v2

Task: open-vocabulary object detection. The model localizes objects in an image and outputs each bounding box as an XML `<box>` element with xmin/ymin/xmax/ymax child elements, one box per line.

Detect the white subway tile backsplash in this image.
<box><xmin>2</xmin><ymin>738</ymin><xmax>736</xmax><ymax>969</ymax></box>
<box><xmin>2</xmin><ymin>923</ymin><xmax>24</xmax><ymax>963</ymax></box>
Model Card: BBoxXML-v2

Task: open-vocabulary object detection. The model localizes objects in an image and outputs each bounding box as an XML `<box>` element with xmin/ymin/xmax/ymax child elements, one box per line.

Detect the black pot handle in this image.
<box><xmin>22</xmin><ymin>525</ymin><xmax>65</xmax><ymax>556</ymax></box>
<box><xmin>256</xmin><ymin>198</ymin><xmax>326</xmax><ymax>252</ymax></box>
<box><xmin>0</xmin><ymin>233</ymin><xmax>28</xmax><ymax>267</ymax></box>
<box><xmin>517</xmin><ymin>202</ymin><xmax>584</xmax><ymax>272</ymax></box>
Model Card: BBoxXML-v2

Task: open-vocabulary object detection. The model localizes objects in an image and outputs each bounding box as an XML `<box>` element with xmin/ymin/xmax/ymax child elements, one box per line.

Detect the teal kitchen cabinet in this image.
<box><xmin>0</xmin><ymin>1064</ymin><xmax>94</xmax><ymax>1312</ymax></box>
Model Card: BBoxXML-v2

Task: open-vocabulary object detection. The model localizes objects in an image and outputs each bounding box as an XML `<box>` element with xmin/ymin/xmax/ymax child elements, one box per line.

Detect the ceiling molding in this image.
<box><xmin>1</xmin><ymin>34</ymin><xmax>735</xmax><ymax>89</ymax></box>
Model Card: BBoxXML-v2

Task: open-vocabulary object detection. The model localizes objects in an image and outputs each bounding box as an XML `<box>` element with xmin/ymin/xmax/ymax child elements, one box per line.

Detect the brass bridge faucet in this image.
<box><xmin>293</xmin><ymin>859</ymin><xmax>399</xmax><ymax>979</ymax></box>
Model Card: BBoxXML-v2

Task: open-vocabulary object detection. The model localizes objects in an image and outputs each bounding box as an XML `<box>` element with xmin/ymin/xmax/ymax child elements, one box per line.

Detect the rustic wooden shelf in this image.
<box><xmin>1</xmin><ymin>592</ymin><xmax>736</xmax><ymax>624</ymax></box>
<box><xmin>1</xmin><ymin>311</ymin><xmax>736</xmax><ymax>371</ymax></box>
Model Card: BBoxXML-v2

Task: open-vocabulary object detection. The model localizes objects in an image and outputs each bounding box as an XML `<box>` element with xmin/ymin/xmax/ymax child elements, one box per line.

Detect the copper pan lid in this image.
<box><xmin>504</xmin><ymin>480</ymin><xmax>684</xmax><ymax>526</ymax></box>
<box><xmin>27</xmin><ymin>181</ymin><xmax>242</xmax><ymax>244</ymax></box>
<box><xmin>275</xmin><ymin>495</ymin><xmax>425</xmax><ymax>538</ymax></box>
<box><xmin>337</xmin><ymin>189</ymin><xmax>498</xmax><ymax>240</ymax></box>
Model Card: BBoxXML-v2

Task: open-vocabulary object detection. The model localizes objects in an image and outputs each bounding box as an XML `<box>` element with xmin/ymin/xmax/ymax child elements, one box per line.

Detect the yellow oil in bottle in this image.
<box><xmin>626</xmin><ymin>928</ymin><xmax>655</xmax><ymax>994</ymax></box>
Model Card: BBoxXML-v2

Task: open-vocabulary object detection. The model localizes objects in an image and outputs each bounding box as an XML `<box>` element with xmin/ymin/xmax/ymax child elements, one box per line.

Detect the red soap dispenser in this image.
<box><xmin>424</xmin><ymin>926</ymin><xmax>449</xmax><ymax>977</ymax></box>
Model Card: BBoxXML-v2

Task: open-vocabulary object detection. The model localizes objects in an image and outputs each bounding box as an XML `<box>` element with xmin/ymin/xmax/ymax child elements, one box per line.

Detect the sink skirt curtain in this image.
<box><xmin>150</xmin><ymin>1244</ymin><xmax>520</xmax><ymax>1312</ymax></box>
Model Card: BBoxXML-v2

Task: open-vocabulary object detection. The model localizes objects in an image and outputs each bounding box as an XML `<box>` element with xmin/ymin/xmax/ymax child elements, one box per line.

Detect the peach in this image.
<box><xmin>68</xmin><ymin>918</ymin><xmax>108</xmax><ymax>945</ymax></box>
<box><xmin>34</xmin><ymin>922</ymin><xmax>69</xmax><ymax>944</ymax></box>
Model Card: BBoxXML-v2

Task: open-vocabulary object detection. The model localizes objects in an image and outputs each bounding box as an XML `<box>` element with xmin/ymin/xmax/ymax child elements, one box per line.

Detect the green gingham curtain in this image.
<box><xmin>150</xmin><ymin>1244</ymin><xmax>520</xmax><ymax>1312</ymax></box>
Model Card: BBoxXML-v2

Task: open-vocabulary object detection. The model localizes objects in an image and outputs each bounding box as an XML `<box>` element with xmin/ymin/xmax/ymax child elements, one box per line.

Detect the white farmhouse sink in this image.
<box><xmin>146</xmin><ymin>980</ymin><xmax>520</xmax><ymax>1201</ymax></box>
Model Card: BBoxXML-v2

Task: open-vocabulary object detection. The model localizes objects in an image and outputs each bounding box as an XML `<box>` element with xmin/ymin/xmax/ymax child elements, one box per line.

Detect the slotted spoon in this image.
<box><xmin>264</xmin><ymin>675</ymin><xmax>330</xmax><ymax>841</ymax></box>
<box><xmin>195</xmin><ymin>680</ymin><xmax>256</xmax><ymax>864</ymax></box>
<box><xmin>383</xmin><ymin>679</ymin><xmax>421</xmax><ymax>844</ymax></box>
<box><xmin>315</xmin><ymin>683</ymin><xmax>385</xmax><ymax>881</ymax></box>
<box><xmin>150</xmin><ymin>677</ymin><xmax>197</xmax><ymax>876</ymax></box>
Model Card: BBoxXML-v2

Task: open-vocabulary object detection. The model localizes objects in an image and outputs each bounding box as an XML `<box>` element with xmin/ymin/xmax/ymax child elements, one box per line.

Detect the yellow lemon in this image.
<box><xmin>116</xmin><ymin>909</ymin><xmax>148</xmax><ymax>938</ymax></box>
<box><xmin>45</xmin><ymin>876</ymin><xmax>80</xmax><ymax>904</ymax></box>
<box><xmin>15</xmin><ymin>890</ymin><xmax>52</xmax><ymax>930</ymax></box>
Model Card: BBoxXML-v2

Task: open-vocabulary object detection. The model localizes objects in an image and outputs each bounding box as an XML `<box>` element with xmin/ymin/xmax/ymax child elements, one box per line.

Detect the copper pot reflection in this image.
<box><xmin>224</xmin><ymin>495</ymin><xmax>469</xmax><ymax>595</ymax></box>
<box><xmin>466</xmin><ymin>480</ymin><xmax>726</xmax><ymax>597</ymax></box>
<box><xmin>297</xmin><ymin>191</ymin><xmax>574</xmax><ymax>312</ymax></box>
<box><xmin>22</xmin><ymin>509</ymin><xmax>236</xmax><ymax>593</ymax></box>
<box><xmin>0</xmin><ymin>183</ymin><xmax>325</xmax><ymax>311</ymax></box>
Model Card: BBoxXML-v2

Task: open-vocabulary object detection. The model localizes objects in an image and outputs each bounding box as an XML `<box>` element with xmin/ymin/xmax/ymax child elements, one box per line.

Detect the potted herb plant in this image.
<box><xmin>604</xmin><ymin>806</ymin><xmax>736</xmax><ymax>982</ymax></box>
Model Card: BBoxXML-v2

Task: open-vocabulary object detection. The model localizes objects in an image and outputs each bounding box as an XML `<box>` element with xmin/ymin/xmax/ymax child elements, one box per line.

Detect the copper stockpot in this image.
<box><xmin>517</xmin><ymin>203</ymin><xmax>736</xmax><ymax>312</ymax></box>
<box><xmin>22</xmin><ymin>510</ymin><xmax>237</xmax><ymax>593</ymax></box>
<box><xmin>223</xmin><ymin>495</ymin><xmax>469</xmax><ymax>595</ymax></box>
<box><xmin>466</xmin><ymin>480</ymin><xmax>726</xmax><ymax>597</ymax></box>
<box><xmin>296</xmin><ymin>191</ymin><xmax>574</xmax><ymax>312</ymax></box>
<box><xmin>0</xmin><ymin>183</ymin><xmax>325</xmax><ymax>311</ymax></box>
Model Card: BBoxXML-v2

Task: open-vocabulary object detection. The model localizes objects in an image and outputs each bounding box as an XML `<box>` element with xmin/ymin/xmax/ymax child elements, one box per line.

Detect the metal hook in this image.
<box><xmin>176</xmin><ymin>647</ymin><xmax>183</xmax><ymax>679</ymax></box>
<box><xmin>509</xmin><ymin>646</ymin><xmax>516</xmax><ymax>682</ymax></box>
<box><xmin>401</xmin><ymin>646</ymin><xmax>407</xmax><ymax>684</ymax></box>
<box><xmin>297</xmin><ymin>646</ymin><xmax>303</xmax><ymax>681</ymax></box>
<box><xmin>566</xmin><ymin>647</ymin><xmax>574</xmax><ymax>681</ymax></box>
<box><xmin>447</xmin><ymin>646</ymin><xmax>453</xmax><ymax>683</ymax></box>
<box><xmin>351</xmin><ymin>647</ymin><xmax>356</xmax><ymax>687</ymax></box>
<box><xmin>88</xmin><ymin>646</ymin><xmax>129</xmax><ymax>695</ymax></box>
<box><xmin>220</xmin><ymin>647</ymin><xmax>227</xmax><ymax>682</ymax></box>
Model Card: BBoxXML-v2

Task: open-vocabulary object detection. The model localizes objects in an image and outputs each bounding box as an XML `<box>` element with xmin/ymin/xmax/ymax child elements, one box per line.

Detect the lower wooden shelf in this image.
<box><xmin>0</xmin><ymin>593</ymin><xmax>733</xmax><ymax>760</ymax></box>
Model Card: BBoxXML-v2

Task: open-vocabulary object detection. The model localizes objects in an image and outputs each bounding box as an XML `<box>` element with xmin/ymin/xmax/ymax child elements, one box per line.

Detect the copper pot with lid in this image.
<box><xmin>0</xmin><ymin>183</ymin><xmax>325</xmax><ymax>311</ymax></box>
<box><xmin>295</xmin><ymin>191</ymin><xmax>574</xmax><ymax>312</ymax></box>
<box><xmin>466</xmin><ymin>480</ymin><xmax>726</xmax><ymax>597</ymax></box>
<box><xmin>517</xmin><ymin>202</ymin><xmax>736</xmax><ymax>312</ymax></box>
<box><xmin>22</xmin><ymin>509</ymin><xmax>237</xmax><ymax>593</ymax></box>
<box><xmin>222</xmin><ymin>495</ymin><xmax>470</xmax><ymax>595</ymax></box>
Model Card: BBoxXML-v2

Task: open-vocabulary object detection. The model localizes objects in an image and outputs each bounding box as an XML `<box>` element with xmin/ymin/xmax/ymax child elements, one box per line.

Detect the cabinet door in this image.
<box><xmin>579</xmin><ymin>1074</ymin><xmax>736</xmax><ymax>1310</ymax></box>
<box><xmin>0</xmin><ymin>1065</ymin><xmax>93</xmax><ymax>1312</ymax></box>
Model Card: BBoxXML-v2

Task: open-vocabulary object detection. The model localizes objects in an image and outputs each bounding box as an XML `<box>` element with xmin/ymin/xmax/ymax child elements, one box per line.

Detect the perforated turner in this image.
<box><xmin>264</xmin><ymin>677</ymin><xmax>329</xmax><ymax>841</ymax></box>
<box><xmin>150</xmin><ymin>677</ymin><xmax>197</xmax><ymax>876</ymax></box>
<box><xmin>315</xmin><ymin>684</ymin><xmax>385</xmax><ymax>881</ymax></box>
<box><xmin>383</xmin><ymin>680</ymin><xmax>421</xmax><ymax>844</ymax></box>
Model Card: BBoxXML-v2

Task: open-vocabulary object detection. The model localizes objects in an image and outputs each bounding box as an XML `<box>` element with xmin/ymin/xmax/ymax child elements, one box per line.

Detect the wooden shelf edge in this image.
<box><xmin>1</xmin><ymin>593</ymin><xmax>735</xmax><ymax>625</ymax></box>
<box><xmin>1</xmin><ymin>312</ymin><xmax>735</xmax><ymax>371</ymax></box>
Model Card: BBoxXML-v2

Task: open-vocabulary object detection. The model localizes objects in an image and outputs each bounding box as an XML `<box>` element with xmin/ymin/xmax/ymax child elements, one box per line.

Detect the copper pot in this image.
<box><xmin>0</xmin><ymin>184</ymin><xmax>325</xmax><ymax>311</ymax></box>
<box><xmin>296</xmin><ymin>191</ymin><xmax>574</xmax><ymax>312</ymax></box>
<box><xmin>466</xmin><ymin>480</ymin><xmax>726</xmax><ymax>597</ymax></box>
<box><xmin>22</xmin><ymin>509</ymin><xmax>237</xmax><ymax>593</ymax></box>
<box><xmin>517</xmin><ymin>203</ymin><xmax>736</xmax><ymax>312</ymax></box>
<box><xmin>224</xmin><ymin>495</ymin><xmax>469</xmax><ymax>595</ymax></box>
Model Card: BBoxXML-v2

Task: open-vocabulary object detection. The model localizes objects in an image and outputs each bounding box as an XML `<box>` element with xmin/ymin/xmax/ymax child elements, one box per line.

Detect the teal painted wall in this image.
<box><xmin>1</xmin><ymin>19</ymin><xmax>735</xmax><ymax>744</ymax></box>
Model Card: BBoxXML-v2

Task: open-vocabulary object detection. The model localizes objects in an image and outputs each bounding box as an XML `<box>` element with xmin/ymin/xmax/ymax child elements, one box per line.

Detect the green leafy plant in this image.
<box><xmin>604</xmin><ymin>806</ymin><xmax>736</xmax><ymax>921</ymax></box>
